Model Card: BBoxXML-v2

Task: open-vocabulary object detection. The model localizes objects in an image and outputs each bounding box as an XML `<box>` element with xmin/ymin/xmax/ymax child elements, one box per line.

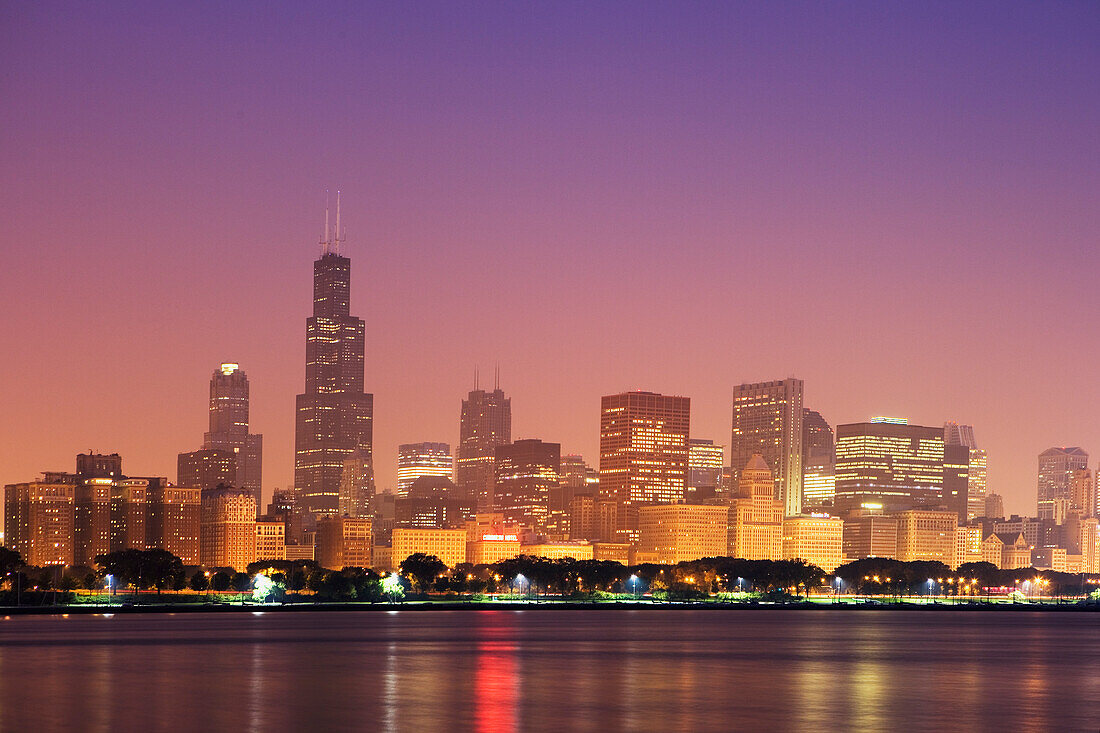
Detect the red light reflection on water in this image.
<box><xmin>474</xmin><ymin>611</ymin><xmax>518</xmax><ymax>733</ymax></box>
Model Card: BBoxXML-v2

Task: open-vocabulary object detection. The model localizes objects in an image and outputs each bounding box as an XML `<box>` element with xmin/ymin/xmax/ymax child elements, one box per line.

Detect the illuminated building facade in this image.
<box><xmin>464</xmin><ymin>513</ymin><xmax>524</xmax><ymax>564</ymax></box>
<box><xmin>781</xmin><ymin>515</ymin><xmax>844</xmax><ymax>572</ymax></box>
<box><xmin>395</xmin><ymin>476</ymin><xmax>467</xmax><ymax>528</ymax></box>
<box><xmin>397</xmin><ymin>442</ymin><xmax>453</xmax><ymax>497</ymax></box>
<box><xmin>391</xmin><ymin>527</ymin><xmax>467</xmax><ymax>569</ymax></box>
<box><xmin>687</xmin><ymin>438</ymin><xmax>724</xmax><ymax>501</ymax></box>
<box><xmin>552</xmin><ymin>455</ymin><xmax>597</xmax><ymax>534</ymax></box>
<box><xmin>727</xmin><ymin>455</ymin><xmax>784</xmax><ymax>560</ymax></box>
<box><xmin>955</xmin><ymin>524</ymin><xmax>983</xmax><ymax>567</ymax></box>
<box><xmin>894</xmin><ymin>509</ymin><xmax>957</xmax><ymax>567</ymax></box>
<box><xmin>338</xmin><ymin>449</ymin><xmax>375</xmax><ymax>518</ymax></box>
<box><xmin>599</xmin><ymin>391</ymin><xmax>690</xmax><ymax>538</ymax></box>
<box><xmin>3</xmin><ymin>480</ymin><xmax>75</xmax><ymax>566</ymax></box>
<box><xmin>295</xmin><ymin>201</ymin><xmax>374</xmax><ymax>518</ymax></box>
<box><xmin>834</xmin><ymin>419</ymin><xmax>945</xmax><ymax>516</ymax></box>
<box><xmin>316</xmin><ymin>515</ymin><xmax>371</xmax><ymax>570</ymax></box>
<box><xmin>455</xmin><ymin>385</ymin><xmax>511</xmax><ymax>511</ymax></box>
<box><xmin>494</xmin><ymin>439</ymin><xmax>560</xmax><ymax>529</ymax></box>
<box><xmin>981</xmin><ymin>531</ymin><xmax>1030</xmax><ymax>569</ymax></box>
<box><xmin>74</xmin><ymin>478</ymin><xmax>111</xmax><ymax>566</ymax></box>
<box><xmin>110</xmin><ymin>478</ymin><xmax>148</xmax><ymax>551</ymax></box>
<box><xmin>200</xmin><ymin>485</ymin><xmax>256</xmax><ymax>571</ymax></box>
<box><xmin>147</xmin><ymin>483</ymin><xmax>200</xmax><ymax>564</ymax></box>
<box><xmin>203</xmin><ymin>363</ymin><xmax>263</xmax><ymax>517</ymax></box>
<box><xmin>637</xmin><ymin>504</ymin><xmax>728</xmax><ymax>564</ymax></box>
<box><xmin>1069</xmin><ymin>468</ymin><xmax>1095</xmax><ymax>518</ymax></box>
<box><xmin>1037</xmin><ymin>447</ymin><xmax>1089</xmax><ymax>520</ymax></box>
<box><xmin>520</xmin><ymin>542</ymin><xmax>594</xmax><ymax>561</ymax></box>
<box><xmin>730</xmin><ymin>379</ymin><xmax>804</xmax><ymax>517</ymax></box>
<box><xmin>255</xmin><ymin>519</ymin><xmax>287</xmax><ymax>561</ymax></box>
<box><xmin>985</xmin><ymin>493</ymin><xmax>1005</xmax><ymax>519</ymax></box>
<box><xmin>801</xmin><ymin>409</ymin><xmax>835</xmax><ymax>511</ymax></box>
<box><xmin>943</xmin><ymin>423</ymin><xmax>987</xmax><ymax>522</ymax></box>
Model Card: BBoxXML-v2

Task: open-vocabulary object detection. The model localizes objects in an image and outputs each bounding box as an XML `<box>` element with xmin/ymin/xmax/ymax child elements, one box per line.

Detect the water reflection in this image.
<box><xmin>0</xmin><ymin>610</ymin><xmax>1096</xmax><ymax>731</ymax></box>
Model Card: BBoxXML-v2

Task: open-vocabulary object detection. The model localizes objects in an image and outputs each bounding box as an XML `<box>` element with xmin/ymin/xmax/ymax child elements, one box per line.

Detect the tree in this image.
<box><xmin>211</xmin><ymin>571</ymin><xmax>232</xmax><ymax>592</ymax></box>
<box><xmin>95</xmin><ymin>549</ymin><xmax>184</xmax><ymax>595</ymax></box>
<box><xmin>400</xmin><ymin>553</ymin><xmax>447</xmax><ymax>593</ymax></box>
<box><xmin>0</xmin><ymin>547</ymin><xmax>23</xmax><ymax>578</ymax></box>
<box><xmin>232</xmin><ymin>572</ymin><xmax>251</xmax><ymax>592</ymax></box>
<box><xmin>189</xmin><ymin>570</ymin><xmax>209</xmax><ymax>592</ymax></box>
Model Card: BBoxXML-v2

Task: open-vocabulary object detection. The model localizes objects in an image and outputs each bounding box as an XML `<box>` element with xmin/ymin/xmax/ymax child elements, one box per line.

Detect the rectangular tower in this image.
<box><xmin>455</xmin><ymin>386</ymin><xmax>511</xmax><ymax>511</ymax></box>
<box><xmin>295</xmin><ymin>201</ymin><xmax>374</xmax><ymax>518</ymax></box>
<box><xmin>730</xmin><ymin>379</ymin><xmax>804</xmax><ymax>517</ymax></box>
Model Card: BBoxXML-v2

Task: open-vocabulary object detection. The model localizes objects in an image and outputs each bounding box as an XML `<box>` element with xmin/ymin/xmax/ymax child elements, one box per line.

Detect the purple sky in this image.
<box><xmin>1</xmin><ymin>1</ymin><xmax>1098</xmax><ymax>516</ymax></box>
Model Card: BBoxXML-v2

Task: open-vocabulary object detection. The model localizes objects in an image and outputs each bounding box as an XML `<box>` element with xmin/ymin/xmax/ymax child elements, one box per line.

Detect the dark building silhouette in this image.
<box><xmin>395</xmin><ymin>476</ymin><xmax>467</xmax><ymax>528</ymax></box>
<box><xmin>295</xmin><ymin>196</ymin><xmax>373</xmax><ymax>519</ymax></box>
<box><xmin>203</xmin><ymin>363</ymin><xmax>263</xmax><ymax>516</ymax></box>
<box><xmin>177</xmin><ymin>448</ymin><xmax>236</xmax><ymax>492</ymax></box>
<box><xmin>455</xmin><ymin>380</ymin><xmax>511</xmax><ymax>511</ymax></box>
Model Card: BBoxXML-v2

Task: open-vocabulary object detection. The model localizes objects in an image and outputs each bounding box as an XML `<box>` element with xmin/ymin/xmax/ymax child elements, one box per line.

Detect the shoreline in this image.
<box><xmin>2</xmin><ymin>599</ymin><xmax>1097</xmax><ymax>615</ymax></box>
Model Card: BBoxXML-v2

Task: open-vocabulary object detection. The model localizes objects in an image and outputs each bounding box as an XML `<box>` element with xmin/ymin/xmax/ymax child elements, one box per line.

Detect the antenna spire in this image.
<box><xmin>474</xmin><ymin>365</ymin><xmax>479</xmax><ymax>391</ymax></box>
<box><xmin>334</xmin><ymin>190</ymin><xmax>343</xmax><ymax>255</ymax></box>
<box><xmin>321</xmin><ymin>189</ymin><xmax>331</xmax><ymax>256</ymax></box>
<box><xmin>494</xmin><ymin>363</ymin><xmax>499</xmax><ymax>390</ymax></box>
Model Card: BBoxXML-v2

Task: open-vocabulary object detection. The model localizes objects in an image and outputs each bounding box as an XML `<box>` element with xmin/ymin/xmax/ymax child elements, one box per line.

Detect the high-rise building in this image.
<box><xmin>390</xmin><ymin>527</ymin><xmax>468</xmax><ymax>569</ymax></box>
<box><xmin>727</xmin><ymin>454</ymin><xmax>784</xmax><ymax>560</ymax></box>
<box><xmin>494</xmin><ymin>439</ymin><xmax>560</xmax><ymax>529</ymax></box>
<box><xmin>338</xmin><ymin>449</ymin><xmax>375</xmax><ymax>519</ymax></box>
<box><xmin>200</xmin><ymin>485</ymin><xmax>256</xmax><ymax>571</ymax></box>
<box><xmin>74</xmin><ymin>478</ymin><xmax>111</xmax><ymax>567</ymax></box>
<box><xmin>841</xmin><ymin>513</ymin><xmax>898</xmax><ymax>560</ymax></box>
<box><xmin>1037</xmin><ymin>447</ymin><xmax>1089</xmax><ymax>519</ymax></box>
<box><xmin>176</xmin><ymin>449</ymin><xmax>236</xmax><ymax>492</ymax></box>
<box><xmin>599</xmin><ymin>391</ymin><xmax>690</xmax><ymax>539</ymax></box>
<box><xmin>455</xmin><ymin>383</ymin><xmax>511</xmax><ymax>511</ymax></box>
<box><xmin>637</xmin><ymin>504</ymin><xmax>729</xmax><ymax>565</ymax></box>
<box><xmin>1069</xmin><ymin>468</ymin><xmax>1096</xmax><ymax>518</ymax></box>
<box><xmin>202</xmin><ymin>363</ymin><xmax>263</xmax><ymax>517</ymax></box>
<box><xmin>316</xmin><ymin>515</ymin><xmax>372</xmax><ymax>570</ymax></box>
<box><xmin>802</xmin><ymin>409</ymin><xmax>835</xmax><ymax>511</ymax></box>
<box><xmin>985</xmin><ymin>493</ymin><xmax>1005</xmax><ymax>519</ymax></box>
<box><xmin>76</xmin><ymin>453</ymin><xmax>122</xmax><ymax>481</ymax></box>
<box><xmin>730</xmin><ymin>379</ymin><xmax>804</xmax><ymax>516</ymax></box>
<box><xmin>267</xmin><ymin>488</ymin><xmax>304</xmax><ymax>545</ymax></box>
<box><xmin>943</xmin><ymin>423</ymin><xmax>987</xmax><ymax>522</ymax></box>
<box><xmin>687</xmin><ymin>439</ymin><xmax>724</xmax><ymax>502</ymax></box>
<box><xmin>147</xmin><ymin>483</ymin><xmax>201</xmax><ymax>565</ymax></box>
<box><xmin>295</xmin><ymin>197</ymin><xmax>374</xmax><ymax>518</ymax></box>
<box><xmin>255</xmin><ymin>519</ymin><xmax>287</xmax><ymax>562</ymax></box>
<box><xmin>109</xmin><ymin>479</ymin><xmax>148</xmax><ymax>552</ymax></box>
<box><xmin>833</xmin><ymin>418</ymin><xmax>945</xmax><ymax>516</ymax></box>
<box><xmin>395</xmin><ymin>476</ymin><xmax>467</xmax><ymax>529</ymax></box>
<box><xmin>4</xmin><ymin>480</ymin><xmax>76</xmax><ymax>566</ymax></box>
<box><xmin>397</xmin><ymin>443</ymin><xmax>453</xmax><ymax>497</ymax></box>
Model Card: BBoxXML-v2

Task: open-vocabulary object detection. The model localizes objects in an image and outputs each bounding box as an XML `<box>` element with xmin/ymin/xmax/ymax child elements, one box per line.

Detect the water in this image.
<box><xmin>0</xmin><ymin>608</ymin><xmax>1096</xmax><ymax>732</ymax></box>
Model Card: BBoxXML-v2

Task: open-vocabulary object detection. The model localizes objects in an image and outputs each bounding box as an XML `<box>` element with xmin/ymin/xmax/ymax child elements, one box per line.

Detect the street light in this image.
<box><xmin>629</xmin><ymin>574</ymin><xmax>639</xmax><ymax>600</ymax></box>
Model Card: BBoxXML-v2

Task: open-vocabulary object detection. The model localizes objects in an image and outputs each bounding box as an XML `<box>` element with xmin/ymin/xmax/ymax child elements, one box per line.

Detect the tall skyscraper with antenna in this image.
<box><xmin>294</xmin><ymin>193</ymin><xmax>374</xmax><ymax>517</ymax></box>
<box><xmin>455</xmin><ymin>369</ymin><xmax>511</xmax><ymax>512</ymax></box>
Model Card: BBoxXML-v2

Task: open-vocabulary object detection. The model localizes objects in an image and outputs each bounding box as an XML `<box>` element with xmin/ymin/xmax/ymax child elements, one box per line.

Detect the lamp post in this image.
<box><xmin>834</xmin><ymin>576</ymin><xmax>842</xmax><ymax>604</ymax></box>
<box><xmin>629</xmin><ymin>574</ymin><xmax>639</xmax><ymax>600</ymax></box>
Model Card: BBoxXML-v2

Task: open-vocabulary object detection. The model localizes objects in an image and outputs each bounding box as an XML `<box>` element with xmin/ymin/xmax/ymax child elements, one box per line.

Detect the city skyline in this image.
<box><xmin>3</xmin><ymin>3</ymin><xmax>1099</xmax><ymax>516</ymax></box>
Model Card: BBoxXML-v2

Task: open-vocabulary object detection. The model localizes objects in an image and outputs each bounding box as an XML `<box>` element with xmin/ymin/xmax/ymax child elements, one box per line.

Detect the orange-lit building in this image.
<box><xmin>781</xmin><ymin>515</ymin><xmax>843</xmax><ymax>572</ymax></box>
<box><xmin>147</xmin><ymin>483</ymin><xmax>200</xmax><ymax>565</ymax></box>
<box><xmin>255</xmin><ymin>518</ymin><xmax>287</xmax><ymax>562</ymax></box>
<box><xmin>638</xmin><ymin>504</ymin><xmax>728</xmax><ymax>564</ymax></box>
<box><xmin>200</xmin><ymin>485</ymin><xmax>256</xmax><ymax>571</ymax></box>
<box><xmin>390</xmin><ymin>527</ymin><xmax>467</xmax><ymax>569</ymax></box>
<box><xmin>4</xmin><ymin>480</ymin><xmax>75</xmax><ymax>566</ymax></box>
<box><xmin>727</xmin><ymin>455</ymin><xmax>784</xmax><ymax>560</ymax></box>
<box><xmin>316</xmin><ymin>515</ymin><xmax>371</xmax><ymax>569</ymax></box>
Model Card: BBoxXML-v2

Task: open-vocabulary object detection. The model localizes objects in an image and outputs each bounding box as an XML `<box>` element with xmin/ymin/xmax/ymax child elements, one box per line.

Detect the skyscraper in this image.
<box><xmin>295</xmin><ymin>196</ymin><xmax>374</xmax><ymax>518</ymax></box>
<box><xmin>687</xmin><ymin>439</ymin><xmax>724</xmax><ymax>501</ymax></box>
<box><xmin>203</xmin><ymin>363</ymin><xmax>263</xmax><ymax>516</ymax></box>
<box><xmin>455</xmin><ymin>380</ymin><xmax>511</xmax><ymax>511</ymax></box>
<box><xmin>494</xmin><ymin>439</ymin><xmax>561</xmax><ymax>529</ymax></box>
<box><xmin>833</xmin><ymin>418</ymin><xmax>945</xmax><ymax>515</ymax></box>
<box><xmin>599</xmin><ymin>391</ymin><xmax>689</xmax><ymax>539</ymax></box>
<box><xmin>1037</xmin><ymin>447</ymin><xmax>1089</xmax><ymax>519</ymax></box>
<box><xmin>802</xmin><ymin>409</ymin><xmax>835</xmax><ymax>511</ymax></box>
<box><xmin>338</xmin><ymin>448</ymin><xmax>375</xmax><ymax>519</ymax></box>
<box><xmin>730</xmin><ymin>379</ymin><xmax>804</xmax><ymax>517</ymax></box>
<box><xmin>943</xmin><ymin>422</ymin><xmax>987</xmax><ymax>522</ymax></box>
<box><xmin>397</xmin><ymin>442</ymin><xmax>453</xmax><ymax>497</ymax></box>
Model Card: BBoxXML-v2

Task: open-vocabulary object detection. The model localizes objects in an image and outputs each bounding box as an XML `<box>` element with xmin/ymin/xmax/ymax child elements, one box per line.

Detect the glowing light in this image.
<box><xmin>220</xmin><ymin>363</ymin><xmax>239</xmax><ymax>375</ymax></box>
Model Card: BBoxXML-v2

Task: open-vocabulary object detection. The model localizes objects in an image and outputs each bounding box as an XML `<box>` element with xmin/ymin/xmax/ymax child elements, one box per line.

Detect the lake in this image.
<box><xmin>0</xmin><ymin>608</ymin><xmax>1095</xmax><ymax>731</ymax></box>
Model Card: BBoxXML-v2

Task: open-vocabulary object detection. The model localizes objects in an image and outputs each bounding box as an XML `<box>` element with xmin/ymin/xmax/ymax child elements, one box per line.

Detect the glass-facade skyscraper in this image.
<box><xmin>455</xmin><ymin>386</ymin><xmax>511</xmax><ymax>511</ymax></box>
<box><xmin>294</xmin><ymin>200</ymin><xmax>374</xmax><ymax>517</ymax></box>
<box><xmin>730</xmin><ymin>379</ymin><xmax>803</xmax><ymax>517</ymax></box>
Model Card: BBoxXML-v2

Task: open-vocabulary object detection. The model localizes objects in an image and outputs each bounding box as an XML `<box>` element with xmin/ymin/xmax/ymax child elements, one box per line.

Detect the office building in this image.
<box><xmin>687</xmin><ymin>438</ymin><xmax>724</xmax><ymax>502</ymax></box>
<box><xmin>200</xmin><ymin>485</ymin><xmax>256</xmax><ymax>571</ymax></box>
<box><xmin>834</xmin><ymin>418</ymin><xmax>945</xmax><ymax>516</ymax></box>
<box><xmin>455</xmin><ymin>383</ymin><xmax>511</xmax><ymax>511</ymax></box>
<box><xmin>494</xmin><ymin>439</ymin><xmax>560</xmax><ymax>529</ymax></box>
<box><xmin>801</xmin><ymin>409</ymin><xmax>834</xmax><ymax>511</ymax></box>
<box><xmin>295</xmin><ymin>197</ymin><xmax>374</xmax><ymax>517</ymax></box>
<box><xmin>1069</xmin><ymin>468</ymin><xmax>1096</xmax><ymax>518</ymax></box>
<box><xmin>74</xmin><ymin>478</ymin><xmax>111</xmax><ymax>567</ymax></box>
<box><xmin>255</xmin><ymin>519</ymin><xmax>287</xmax><ymax>561</ymax></box>
<box><xmin>390</xmin><ymin>527</ymin><xmax>467</xmax><ymax>569</ymax></box>
<box><xmin>841</xmin><ymin>513</ymin><xmax>898</xmax><ymax>560</ymax></box>
<box><xmin>397</xmin><ymin>442</ymin><xmax>452</xmax><ymax>497</ymax></box>
<box><xmin>202</xmin><ymin>363</ymin><xmax>263</xmax><ymax>516</ymax></box>
<box><xmin>982</xmin><ymin>532</ymin><xmax>1031</xmax><ymax>570</ymax></box>
<box><xmin>519</xmin><ymin>542</ymin><xmax>594</xmax><ymax>561</ymax></box>
<box><xmin>894</xmin><ymin>509</ymin><xmax>957</xmax><ymax>567</ymax></box>
<box><xmin>782</xmin><ymin>515</ymin><xmax>844</xmax><ymax>572</ymax></box>
<box><xmin>395</xmin><ymin>476</ymin><xmax>467</xmax><ymax>529</ymax></box>
<box><xmin>599</xmin><ymin>391</ymin><xmax>690</xmax><ymax>538</ymax></box>
<box><xmin>338</xmin><ymin>449</ymin><xmax>374</xmax><ymax>519</ymax></box>
<box><xmin>727</xmin><ymin>454</ymin><xmax>784</xmax><ymax>560</ymax></box>
<box><xmin>1037</xmin><ymin>447</ymin><xmax>1089</xmax><ymax>520</ymax></box>
<box><xmin>730</xmin><ymin>379</ymin><xmax>804</xmax><ymax>516</ymax></box>
<box><xmin>316</xmin><ymin>515</ymin><xmax>372</xmax><ymax>570</ymax></box>
<box><xmin>985</xmin><ymin>493</ymin><xmax>1005</xmax><ymax>520</ymax></box>
<box><xmin>176</xmin><ymin>449</ymin><xmax>236</xmax><ymax>492</ymax></box>
<box><xmin>638</xmin><ymin>504</ymin><xmax>728</xmax><ymax>564</ymax></box>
